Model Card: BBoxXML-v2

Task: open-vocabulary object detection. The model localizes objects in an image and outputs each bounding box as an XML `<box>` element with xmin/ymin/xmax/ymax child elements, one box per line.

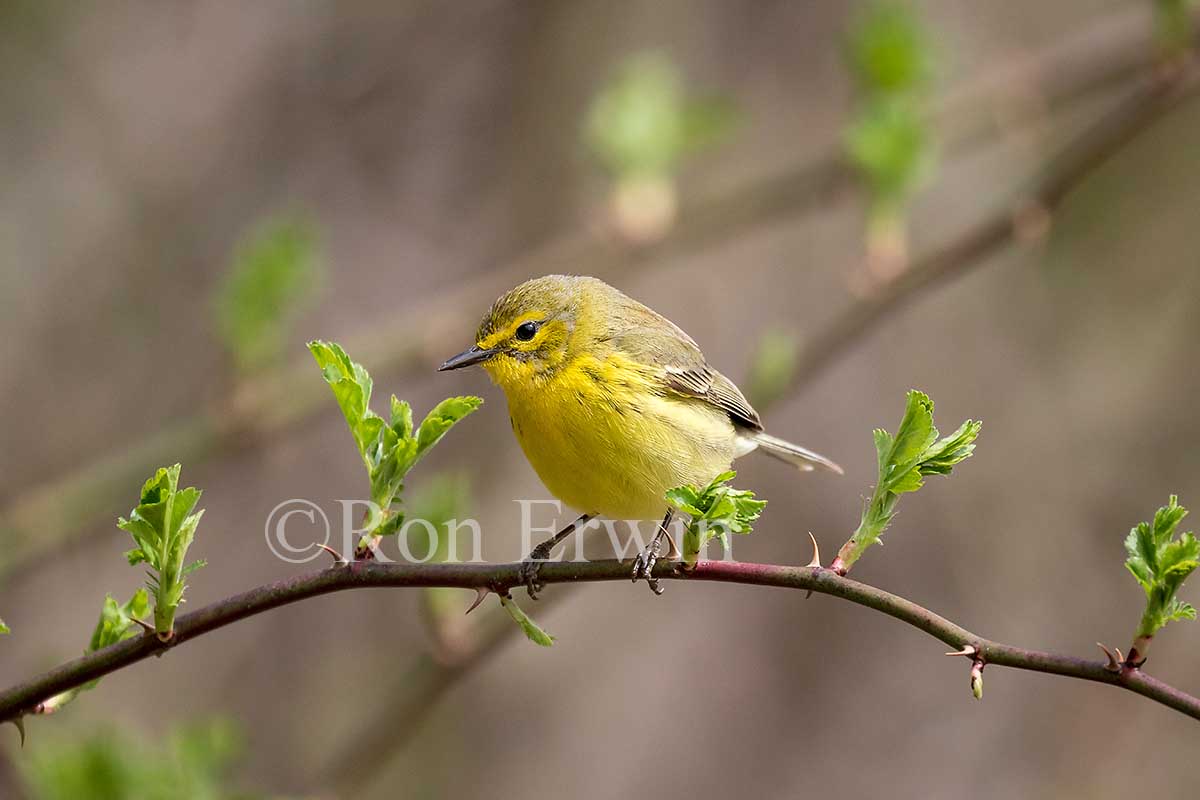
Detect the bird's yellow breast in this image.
<box><xmin>496</xmin><ymin>353</ymin><xmax>737</xmax><ymax>522</ymax></box>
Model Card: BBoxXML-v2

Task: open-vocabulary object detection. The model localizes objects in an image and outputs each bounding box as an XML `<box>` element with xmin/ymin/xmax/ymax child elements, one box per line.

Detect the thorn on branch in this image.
<box><xmin>465</xmin><ymin>587</ymin><xmax>490</xmax><ymax>615</ymax></box>
<box><xmin>7</xmin><ymin>717</ymin><xmax>25</xmax><ymax>747</ymax></box>
<box><xmin>132</xmin><ymin>618</ymin><xmax>156</xmax><ymax>636</ymax></box>
<box><xmin>804</xmin><ymin>532</ymin><xmax>821</xmax><ymax>599</ymax></box>
<box><xmin>1097</xmin><ymin>642</ymin><xmax>1122</xmax><ymax>673</ymax></box>
<box><xmin>314</xmin><ymin>543</ymin><xmax>348</xmax><ymax>566</ymax></box>
<box><xmin>806</xmin><ymin>532</ymin><xmax>821</xmax><ymax>568</ymax></box>
<box><xmin>944</xmin><ymin>645</ymin><xmax>977</xmax><ymax>658</ymax></box>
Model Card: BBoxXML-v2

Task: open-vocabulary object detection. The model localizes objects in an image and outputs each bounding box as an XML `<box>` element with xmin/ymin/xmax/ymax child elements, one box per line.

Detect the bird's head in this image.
<box><xmin>438</xmin><ymin>274</ymin><xmax>600</xmax><ymax>388</ymax></box>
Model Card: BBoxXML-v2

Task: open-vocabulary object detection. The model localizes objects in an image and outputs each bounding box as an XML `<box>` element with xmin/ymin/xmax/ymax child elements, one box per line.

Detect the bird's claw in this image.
<box><xmin>518</xmin><ymin>543</ymin><xmax>553</xmax><ymax>599</ymax></box>
<box><xmin>631</xmin><ymin>544</ymin><xmax>665</xmax><ymax>596</ymax></box>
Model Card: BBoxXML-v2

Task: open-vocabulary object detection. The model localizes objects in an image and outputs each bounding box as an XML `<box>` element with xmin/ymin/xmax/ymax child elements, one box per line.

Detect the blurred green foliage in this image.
<box><xmin>409</xmin><ymin>474</ymin><xmax>475</xmax><ymax>651</ymax></box>
<box><xmin>667</xmin><ymin>470</ymin><xmax>766</xmax><ymax>564</ymax></box>
<box><xmin>847</xmin><ymin>0</ymin><xmax>933</xmax><ymax>94</ymax></box>
<box><xmin>845</xmin><ymin>99</ymin><xmax>931</xmax><ymax>215</ymax></box>
<box><xmin>1125</xmin><ymin>495</ymin><xmax>1197</xmax><ymax>640</ymax></box>
<box><xmin>119</xmin><ymin>465</ymin><xmax>206</xmax><ymax>640</ymax></box>
<box><xmin>585</xmin><ymin>52</ymin><xmax>736</xmax><ymax>180</ymax></box>
<box><xmin>215</xmin><ymin>217</ymin><xmax>321</xmax><ymax>374</ymax></box>
<box><xmin>746</xmin><ymin>328</ymin><xmax>801</xmax><ymax>411</ymax></box>
<box><xmin>1155</xmin><ymin>0</ymin><xmax>1198</xmax><ymax>58</ymax></box>
<box><xmin>406</xmin><ymin>473</ymin><xmax>472</xmax><ymax>562</ymax></box>
<box><xmin>17</xmin><ymin>719</ymin><xmax>261</xmax><ymax>800</ymax></box>
<box><xmin>844</xmin><ymin>2</ymin><xmax>935</xmax><ymax>222</ymax></box>
<box><xmin>837</xmin><ymin>390</ymin><xmax>979</xmax><ymax>570</ymax></box>
<box><xmin>0</xmin><ymin>618</ymin><xmax>8</xmax><ymax>635</ymax></box>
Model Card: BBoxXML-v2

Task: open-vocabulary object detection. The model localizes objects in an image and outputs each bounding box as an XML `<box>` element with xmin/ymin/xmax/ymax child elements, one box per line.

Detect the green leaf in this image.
<box><xmin>1125</xmin><ymin>496</ymin><xmax>1197</xmax><ymax>641</ymax></box>
<box><xmin>415</xmin><ymin>396</ymin><xmax>484</xmax><ymax>460</ymax></box>
<box><xmin>309</xmin><ymin>340</ymin><xmax>376</xmax><ymax>463</ymax></box>
<box><xmin>87</xmin><ymin>590</ymin><xmax>149</xmax><ymax>656</ymax></box>
<box><xmin>214</xmin><ymin>215</ymin><xmax>322</xmax><ymax>372</ymax></box>
<box><xmin>0</xmin><ymin>619</ymin><xmax>9</xmax><ymax>635</ymax></box>
<box><xmin>883</xmin><ymin>390</ymin><xmax>935</xmax><ymax>471</ymax></box>
<box><xmin>390</xmin><ymin>395</ymin><xmax>413</xmax><ymax>440</ymax></box>
<box><xmin>837</xmin><ymin>390</ymin><xmax>980</xmax><ymax>571</ymax></box>
<box><xmin>43</xmin><ymin>589</ymin><xmax>151</xmax><ymax>710</ymax></box>
<box><xmin>919</xmin><ymin>419</ymin><xmax>982</xmax><ymax>475</ymax></box>
<box><xmin>500</xmin><ymin>594</ymin><xmax>555</xmax><ymax>647</ymax></box>
<box><xmin>116</xmin><ymin>465</ymin><xmax>205</xmax><ymax>638</ymax></box>
<box><xmin>667</xmin><ymin>470</ymin><xmax>766</xmax><ymax>564</ymax></box>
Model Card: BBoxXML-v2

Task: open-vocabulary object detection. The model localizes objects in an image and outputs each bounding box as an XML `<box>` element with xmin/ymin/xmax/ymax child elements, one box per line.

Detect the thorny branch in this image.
<box><xmin>1</xmin><ymin>558</ymin><xmax>1197</xmax><ymax>729</ymax></box>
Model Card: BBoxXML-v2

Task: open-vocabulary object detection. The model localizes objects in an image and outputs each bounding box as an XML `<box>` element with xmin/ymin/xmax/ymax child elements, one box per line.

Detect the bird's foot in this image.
<box><xmin>631</xmin><ymin>527</ymin><xmax>676</xmax><ymax>596</ymax></box>
<box><xmin>518</xmin><ymin>542</ymin><xmax>554</xmax><ymax>600</ymax></box>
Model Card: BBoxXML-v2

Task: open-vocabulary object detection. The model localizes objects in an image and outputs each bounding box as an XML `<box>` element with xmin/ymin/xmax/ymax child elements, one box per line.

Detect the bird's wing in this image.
<box><xmin>662</xmin><ymin>363</ymin><xmax>763</xmax><ymax>431</ymax></box>
<box><xmin>610</xmin><ymin>307</ymin><xmax>763</xmax><ymax>432</ymax></box>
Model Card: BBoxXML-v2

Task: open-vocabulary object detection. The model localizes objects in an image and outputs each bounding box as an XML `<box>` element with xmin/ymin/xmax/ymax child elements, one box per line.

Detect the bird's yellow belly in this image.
<box><xmin>505</xmin><ymin>369</ymin><xmax>736</xmax><ymax>522</ymax></box>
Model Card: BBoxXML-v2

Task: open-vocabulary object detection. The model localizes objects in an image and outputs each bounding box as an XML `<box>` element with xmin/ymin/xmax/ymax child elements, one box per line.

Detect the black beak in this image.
<box><xmin>438</xmin><ymin>345</ymin><xmax>496</xmax><ymax>371</ymax></box>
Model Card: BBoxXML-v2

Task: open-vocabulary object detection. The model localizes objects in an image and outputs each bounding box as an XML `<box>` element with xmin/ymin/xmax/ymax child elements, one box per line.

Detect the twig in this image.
<box><xmin>0</xmin><ymin>5</ymin><xmax>1183</xmax><ymax>581</ymax></box>
<box><xmin>786</xmin><ymin>56</ymin><xmax>1200</xmax><ymax>394</ymax></box>
<box><xmin>1</xmin><ymin>559</ymin><xmax>1197</xmax><ymax>725</ymax></box>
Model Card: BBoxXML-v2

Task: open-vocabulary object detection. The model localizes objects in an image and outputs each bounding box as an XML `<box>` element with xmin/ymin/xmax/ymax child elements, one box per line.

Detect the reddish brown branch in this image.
<box><xmin>1</xmin><ymin>559</ymin><xmax>1197</xmax><ymax>725</ymax></box>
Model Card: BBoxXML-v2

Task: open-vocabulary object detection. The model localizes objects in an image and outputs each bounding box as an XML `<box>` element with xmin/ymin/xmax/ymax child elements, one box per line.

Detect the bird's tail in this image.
<box><xmin>744</xmin><ymin>431</ymin><xmax>843</xmax><ymax>475</ymax></box>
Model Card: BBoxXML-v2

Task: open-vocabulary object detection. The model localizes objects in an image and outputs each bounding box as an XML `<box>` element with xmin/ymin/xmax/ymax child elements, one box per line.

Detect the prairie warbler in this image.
<box><xmin>439</xmin><ymin>275</ymin><xmax>840</xmax><ymax>594</ymax></box>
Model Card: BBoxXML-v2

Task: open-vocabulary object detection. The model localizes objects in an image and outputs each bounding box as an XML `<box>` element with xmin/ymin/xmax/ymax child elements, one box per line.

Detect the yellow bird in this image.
<box><xmin>439</xmin><ymin>275</ymin><xmax>840</xmax><ymax>594</ymax></box>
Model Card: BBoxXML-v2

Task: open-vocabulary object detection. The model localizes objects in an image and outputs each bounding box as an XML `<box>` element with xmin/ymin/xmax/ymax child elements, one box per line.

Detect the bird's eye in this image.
<box><xmin>514</xmin><ymin>321</ymin><xmax>539</xmax><ymax>342</ymax></box>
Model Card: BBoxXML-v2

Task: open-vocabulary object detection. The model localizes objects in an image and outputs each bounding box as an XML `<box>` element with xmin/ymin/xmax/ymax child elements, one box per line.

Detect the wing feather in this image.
<box><xmin>605</xmin><ymin>301</ymin><xmax>763</xmax><ymax>432</ymax></box>
<box><xmin>663</xmin><ymin>364</ymin><xmax>763</xmax><ymax>431</ymax></box>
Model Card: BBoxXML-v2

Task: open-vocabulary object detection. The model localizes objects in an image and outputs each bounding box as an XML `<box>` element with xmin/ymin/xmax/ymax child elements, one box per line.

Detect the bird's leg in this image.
<box><xmin>518</xmin><ymin>513</ymin><xmax>593</xmax><ymax>599</ymax></box>
<box><xmin>632</xmin><ymin>509</ymin><xmax>675</xmax><ymax>595</ymax></box>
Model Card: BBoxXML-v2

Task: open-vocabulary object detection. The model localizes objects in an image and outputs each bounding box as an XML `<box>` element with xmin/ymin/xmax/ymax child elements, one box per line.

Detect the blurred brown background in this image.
<box><xmin>1</xmin><ymin>1</ymin><xmax>1198</xmax><ymax>798</ymax></box>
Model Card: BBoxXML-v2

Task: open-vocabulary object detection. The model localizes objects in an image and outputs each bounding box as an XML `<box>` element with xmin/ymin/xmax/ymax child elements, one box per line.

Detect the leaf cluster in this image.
<box><xmin>308</xmin><ymin>341</ymin><xmax>481</xmax><ymax>538</ymax></box>
<box><xmin>842</xmin><ymin>390</ymin><xmax>979</xmax><ymax>570</ymax></box>
<box><xmin>120</xmin><ymin>465</ymin><xmax>206</xmax><ymax>638</ymax></box>
<box><xmin>43</xmin><ymin>591</ymin><xmax>151</xmax><ymax>711</ymax></box>
<box><xmin>667</xmin><ymin>470</ymin><xmax>766</xmax><ymax>562</ymax></box>
<box><xmin>1125</xmin><ymin>495</ymin><xmax>1198</xmax><ymax>639</ymax></box>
